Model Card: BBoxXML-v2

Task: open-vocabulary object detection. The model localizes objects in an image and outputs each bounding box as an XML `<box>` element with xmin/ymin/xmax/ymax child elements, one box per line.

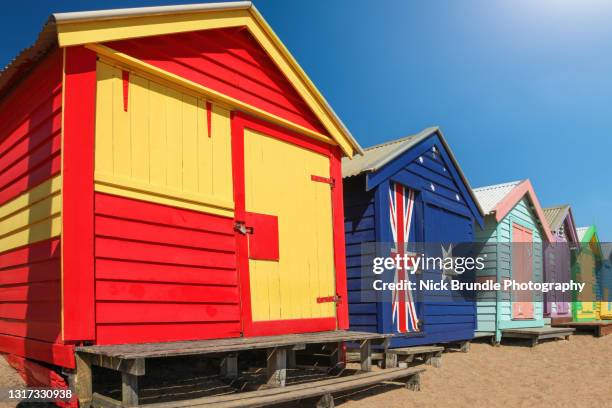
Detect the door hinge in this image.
<box><xmin>234</xmin><ymin>221</ymin><xmax>254</xmax><ymax>235</ymax></box>
<box><xmin>317</xmin><ymin>295</ymin><xmax>341</xmax><ymax>304</ymax></box>
<box><xmin>311</xmin><ymin>175</ymin><xmax>335</xmax><ymax>188</ymax></box>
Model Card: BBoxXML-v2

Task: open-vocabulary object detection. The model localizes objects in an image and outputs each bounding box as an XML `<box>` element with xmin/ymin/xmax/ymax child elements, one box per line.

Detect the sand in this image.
<box><xmin>340</xmin><ymin>333</ymin><xmax>612</xmax><ymax>408</ymax></box>
<box><xmin>0</xmin><ymin>333</ymin><xmax>610</xmax><ymax>407</ymax></box>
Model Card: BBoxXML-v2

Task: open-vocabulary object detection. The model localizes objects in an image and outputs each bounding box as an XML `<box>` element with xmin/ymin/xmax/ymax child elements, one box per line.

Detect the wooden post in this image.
<box><xmin>316</xmin><ymin>393</ymin><xmax>335</xmax><ymax>408</ymax></box>
<box><xmin>359</xmin><ymin>339</ymin><xmax>371</xmax><ymax>372</ymax></box>
<box><xmin>220</xmin><ymin>354</ymin><xmax>238</xmax><ymax>379</ymax></box>
<box><xmin>384</xmin><ymin>351</ymin><xmax>397</xmax><ymax>369</ymax></box>
<box><xmin>460</xmin><ymin>341</ymin><xmax>470</xmax><ymax>353</ymax></box>
<box><xmin>328</xmin><ymin>342</ymin><xmax>344</xmax><ymax>372</ymax></box>
<box><xmin>74</xmin><ymin>353</ymin><xmax>93</xmax><ymax>408</ymax></box>
<box><xmin>266</xmin><ymin>348</ymin><xmax>287</xmax><ymax>387</ymax></box>
<box><xmin>287</xmin><ymin>350</ymin><xmax>296</xmax><ymax>369</ymax></box>
<box><xmin>122</xmin><ymin>372</ymin><xmax>139</xmax><ymax>407</ymax></box>
<box><xmin>405</xmin><ymin>372</ymin><xmax>421</xmax><ymax>391</ymax></box>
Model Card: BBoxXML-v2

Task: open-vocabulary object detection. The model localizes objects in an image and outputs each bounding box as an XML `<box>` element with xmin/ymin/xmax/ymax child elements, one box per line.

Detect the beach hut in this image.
<box><xmin>573</xmin><ymin>226</ymin><xmax>602</xmax><ymax>321</ymax></box>
<box><xmin>0</xmin><ymin>1</ymin><xmax>362</xmax><ymax>378</ymax></box>
<box><xmin>473</xmin><ymin>180</ymin><xmax>554</xmax><ymax>344</ymax></box>
<box><xmin>542</xmin><ymin>205</ymin><xmax>579</xmax><ymax>324</ymax></box>
<box><xmin>343</xmin><ymin>128</ymin><xmax>484</xmax><ymax>347</ymax></box>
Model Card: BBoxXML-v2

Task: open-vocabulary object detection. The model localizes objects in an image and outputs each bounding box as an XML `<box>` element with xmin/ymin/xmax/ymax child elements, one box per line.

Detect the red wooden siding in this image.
<box><xmin>0</xmin><ymin>239</ymin><xmax>74</xmax><ymax>367</ymax></box>
<box><xmin>94</xmin><ymin>193</ymin><xmax>242</xmax><ymax>344</ymax></box>
<box><xmin>0</xmin><ymin>50</ymin><xmax>62</xmax><ymax>206</ymax></box>
<box><xmin>0</xmin><ymin>50</ymin><xmax>74</xmax><ymax>368</ymax></box>
<box><xmin>105</xmin><ymin>27</ymin><xmax>327</xmax><ymax>134</ymax></box>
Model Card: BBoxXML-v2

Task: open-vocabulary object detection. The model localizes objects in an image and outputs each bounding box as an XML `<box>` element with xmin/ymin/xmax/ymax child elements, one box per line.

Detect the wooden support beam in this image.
<box><xmin>266</xmin><ymin>348</ymin><xmax>287</xmax><ymax>387</ymax></box>
<box><xmin>74</xmin><ymin>353</ymin><xmax>93</xmax><ymax>408</ymax></box>
<box><xmin>359</xmin><ymin>339</ymin><xmax>371</xmax><ymax>372</ymax></box>
<box><xmin>287</xmin><ymin>350</ymin><xmax>296</xmax><ymax>369</ymax></box>
<box><xmin>316</xmin><ymin>393</ymin><xmax>335</xmax><ymax>408</ymax></box>
<box><xmin>122</xmin><ymin>372</ymin><xmax>139</xmax><ymax>407</ymax></box>
<box><xmin>405</xmin><ymin>372</ymin><xmax>421</xmax><ymax>391</ymax></box>
<box><xmin>384</xmin><ymin>352</ymin><xmax>398</xmax><ymax>369</ymax></box>
<box><xmin>88</xmin><ymin>355</ymin><xmax>145</xmax><ymax>376</ymax></box>
<box><xmin>220</xmin><ymin>354</ymin><xmax>238</xmax><ymax>379</ymax></box>
<box><xmin>460</xmin><ymin>341</ymin><xmax>471</xmax><ymax>353</ymax></box>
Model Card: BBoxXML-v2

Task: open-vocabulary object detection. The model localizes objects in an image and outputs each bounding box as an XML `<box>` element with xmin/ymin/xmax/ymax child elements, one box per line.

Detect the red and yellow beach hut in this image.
<box><xmin>0</xmin><ymin>1</ymin><xmax>361</xmax><ymax>377</ymax></box>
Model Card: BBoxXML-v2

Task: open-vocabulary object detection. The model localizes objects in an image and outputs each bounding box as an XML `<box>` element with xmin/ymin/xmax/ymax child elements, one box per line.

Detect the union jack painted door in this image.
<box><xmin>388</xmin><ymin>182</ymin><xmax>421</xmax><ymax>333</ymax></box>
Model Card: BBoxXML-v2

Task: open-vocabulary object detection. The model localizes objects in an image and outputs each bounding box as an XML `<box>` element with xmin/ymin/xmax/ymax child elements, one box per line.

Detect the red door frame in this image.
<box><xmin>512</xmin><ymin>222</ymin><xmax>534</xmax><ymax>319</ymax></box>
<box><xmin>231</xmin><ymin>112</ymin><xmax>349</xmax><ymax>337</ymax></box>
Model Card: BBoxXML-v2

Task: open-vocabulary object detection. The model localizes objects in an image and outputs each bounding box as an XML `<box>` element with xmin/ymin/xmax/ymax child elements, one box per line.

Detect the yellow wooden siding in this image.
<box><xmin>575</xmin><ymin>250</ymin><xmax>599</xmax><ymax>320</ymax></box>
<box><xmin>244</xmin><ymin>129</ymin><xmax>335</xmax><ymax>322</ymax></box>
<box><xmin>94</xmin><ymin>61</ymin><xmax>234</xmax><ymax>217</ymax></box>
<box><xmin>0</xmin><ymin>176</ymin><xmax>62</xmax><ymax>253</ymax></box>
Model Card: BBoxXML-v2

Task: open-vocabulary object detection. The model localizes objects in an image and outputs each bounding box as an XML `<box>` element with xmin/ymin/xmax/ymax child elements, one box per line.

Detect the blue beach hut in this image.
<box><xmin>342</xmin><ymin>127</ymin><xmax>484</xmax><ymax>347</ymax></box>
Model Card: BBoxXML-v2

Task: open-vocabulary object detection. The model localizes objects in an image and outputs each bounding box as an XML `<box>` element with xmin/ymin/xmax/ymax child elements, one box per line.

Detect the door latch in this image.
<box><xmin>317</xmin><ymin>295</ymin><xmax>341</xmax><ymax>304</ymax></box>
<box><xmin>234</xmin><ymin>221</ymin><xmax>254</xmax><ymax>235</ymax></box>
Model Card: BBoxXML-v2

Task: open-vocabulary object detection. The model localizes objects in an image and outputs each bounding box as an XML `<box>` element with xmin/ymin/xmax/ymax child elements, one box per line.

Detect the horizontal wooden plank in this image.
<box><xmin>96</xmin><ymin>303</ymin><xmax>241</xmax><ymax>324</ymax></box>
<box><xmin>95</xmin><ymin>215</ymin><xmax>235</xmax><ymax>252</ymax></box>
<box><xmin>0</xmin><ymin>281</ymin><xmax>60</xmax><ymax>302</ymax></box>
<box><xmin>0</xmin><ymin>333</ymin><xmax>74</xmax><ymax>368</ymax></box>
<box><xmin>95</xmin><ymin>281</ymin><xmax>239</xmax><ymax>304</ymax></box>
<box><xmin>95</xmin><ymin>259</ymin><xmax>237</xmax><ymax>286</ymax></box>
<box><xmin>95</xmin><ymin>193</ymin><xmax>234</xmax><ymax>235</ymax></box>
<box><xmin>144</xmin><ymin>367</ymin><xmax>425</xmax><ymax>408</ymax></box>
<box><xmin>0</xmin><ymin>319</ymin><xmax>61</xmax><ymax>343</ymax></box>
<box><xmin>95</xmin><ymin>322</ymin><xmax>242</xmax><ymax>346</ymax></box>
<box><xmin>78</xmin><ymin>330</ymin><xmax>387</xmax><ymax>359</ymax></box>
<box><xmin>95</xmin><ymin>237</ymin><xmax>236</xmax><ymax>269</ymax></box>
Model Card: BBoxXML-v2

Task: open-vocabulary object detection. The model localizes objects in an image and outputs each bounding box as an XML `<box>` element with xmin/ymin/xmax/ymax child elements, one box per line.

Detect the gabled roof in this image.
<box><xmin>543</xmin><ymin>204</ymin><xmax>579</xmax><ymax>243</ymax></box>
<box><xmin>577</xmin><ymin>225</ymin><xmax>598</xmax><ymax>244</ymax></box>
<box><xmin>473</xmin><ymin>179</ymin><xmax>554</xmax><ymax>242</ymax></box>
<box><xmin>0</xmin><ymin>2</ymin><xmax>362</xmax><ymax>157</ymax></box>
<box><xmin>543</xmin><ymin>205</ymin><xmax>569</xmax><ymax>231</ymax></box>
<box><xmin>342</xmin><ymin>127</ymin><xmax>437</xmax><ymax>178</ymax></box>
<box><xmin>342</xmin><ymin>127</ymin><xmax>484</xmax><ymax>224</ymax></box>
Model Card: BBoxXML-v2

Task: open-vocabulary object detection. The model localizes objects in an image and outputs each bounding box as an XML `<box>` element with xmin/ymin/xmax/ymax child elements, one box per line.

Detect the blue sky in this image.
<box><xmin>2</xmin><ymin>0</ymin><xmax>611</xmax><ymax>239</ymax></box>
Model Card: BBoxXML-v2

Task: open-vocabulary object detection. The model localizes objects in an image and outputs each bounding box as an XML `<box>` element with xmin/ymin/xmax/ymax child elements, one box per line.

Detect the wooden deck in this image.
<box><xmin>346</xmin><ymin>345</ymin><xmax>445</xmax><ymax>368</ymax></box>
<box><xmin>91</xmin><ymin>367</ymin><xmax>425</xmax><ymax>408</ymax></box>
<box><xmin>77</xmin><ymin>331</ymin><xmax>386</xmax><ymax>359</ymax></box>
<box><xmin>502</xmin><ymin>326</ymin><xmax>575</xmax><ymax>347</ymax></box>
<box><xmin>74</xmin><ymin>331</ymin><xmax>390</xmax><ymax>407</ymax></box>
<box><xmin>552</xmin><ymin>320</ymin><xmax>612</xmax><ymax>337</ymax></box>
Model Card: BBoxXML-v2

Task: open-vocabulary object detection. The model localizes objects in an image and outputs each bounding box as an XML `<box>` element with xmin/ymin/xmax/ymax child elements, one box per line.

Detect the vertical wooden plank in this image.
<box><xmin>94</xmin><ymin>62</ymin><xmax>114</xmax><ymax>176</ymax></box>
<box><xmin>112</xmin><ymin>67</ymin><xmax>131</xmax><ymax>178</ymax></box>
<box><xmin>164</xmin><ymin>87</ymin><xmax>182</xmax><ymax>191</ymax></box>
<box><xmin>220</xmin><ymin>354</ymin><xmax>238</xmax><ymax>379</ymax></box>
<box><xmin>129</xmin><ymin>75</ymin><xmax>150</xmax><ymax>183</ymax></box>
<box><xmin>211</xmin><ymin>104</ymin><xmax>233</xmax><ymax>202</ymax></box>
<box><xmin>266</xmin><ymin>348</ymin><xmax>287</xmax><ymax>387</ymax></box>
<box><xmin>62</xmin><ymin>46</ymin><xmax>96</xmax><ymax>341</ymax></box>
<box><xmin>359</xmin><ymin>339</ymin><xmax>371</xmax><ymax>372</ymax></box>
<box><xmin>121</xmin><ymin>372</ymin><xmax>139</xmax><ymax>407</ymax></box>
<box><xmin>74</xmin><ymin>353</ymin><xmax>92</xmax><ymax>407</ymax></box>
<box><xmin>148</xmin><ymin>81</ymin><xmax>167</xmax><ymax>187</ymax></box>
<box><xmin>331</xmin><ymin>147</ymin><xmax>349</xmax><ymax>329</ymax></box>
<box><xmin>181</xmin><ymin>94</ymin><xmax>198</xmax><ymax>193</ymax></box>
<box><xmin>197</xmin><ymin>99</ymin><xmax>213</xmax><ymax>198</ymax></box>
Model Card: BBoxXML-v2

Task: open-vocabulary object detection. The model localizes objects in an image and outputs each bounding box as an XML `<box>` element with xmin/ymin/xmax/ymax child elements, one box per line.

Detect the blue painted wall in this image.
<box><xmin>343</xmin><ymin>132</ymin><xmax>483</xmax><ymax>346</ymax></box>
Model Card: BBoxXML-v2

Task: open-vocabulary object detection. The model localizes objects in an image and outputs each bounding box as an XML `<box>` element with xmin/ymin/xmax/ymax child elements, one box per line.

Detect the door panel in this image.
<box><xmin>243</xmin><ymin>128</ymin><xmax>336</xmax><ymax>323</ymax></box>
<box><xmin>512</xmin><ymin>223</ymin><xmax>534</xmax><ymax>319</ymax></box>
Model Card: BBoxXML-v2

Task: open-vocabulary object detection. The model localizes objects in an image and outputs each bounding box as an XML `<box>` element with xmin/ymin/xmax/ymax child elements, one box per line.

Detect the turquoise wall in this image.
<box><xmin>476</xmin><ymin>197</ymin><xmax>545</xmax><ymax>342</ymax></box>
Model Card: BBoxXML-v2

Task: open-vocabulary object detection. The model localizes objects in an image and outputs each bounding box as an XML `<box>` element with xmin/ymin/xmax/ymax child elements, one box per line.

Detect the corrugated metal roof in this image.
<box><xmin>542</xmin><ymin>204</ymin><xmax>570</xmax><ymax>231</ymax></box>
<box><xmin>473</xmin><ymin>180</ymin><xmax>523</xmax><ymax>214</ymax></box>
<box><xmin>342</xmin><ymin>127</ymin><xmax>437</xmax><ymax>178</ymax></box>
<box><xmin>342</xmin><ymin>127</ymin><xmax>484</xmax><ymax>217</ymax></box>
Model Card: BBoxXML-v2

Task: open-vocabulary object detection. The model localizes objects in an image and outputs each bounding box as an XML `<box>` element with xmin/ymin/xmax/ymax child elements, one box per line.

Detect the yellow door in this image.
<box><xmin>244</xmin><ymin>128</ymin><xmax>336</xmax><ymax>323</ymax></box>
